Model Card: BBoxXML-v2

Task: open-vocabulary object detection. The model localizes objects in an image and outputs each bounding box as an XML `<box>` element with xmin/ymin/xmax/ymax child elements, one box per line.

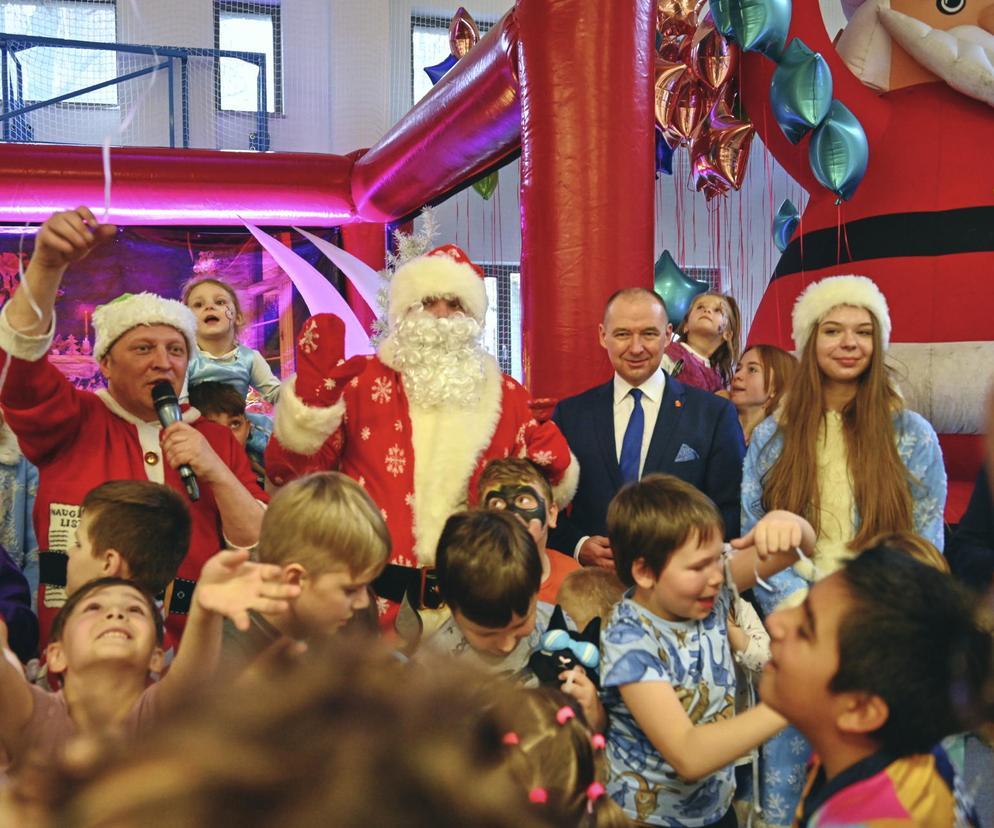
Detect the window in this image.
<box><xmin>0</xmin><ymin>0</ymin><xmax>117</xmax><ymax>106</ymax></box>
<box><xmin>480</xmin><ymin>262</ymin><xmax>522</xmax><ymax>381</ymax></box>
<box><xmin>215</xmin><ymin>1</ymin><xmax>281</xmax><ymax>113</ymax></box>
<box><xmin>410</xmin><ymin>13</ymin><xmax>492</xmax><ymax>106</ymax></box>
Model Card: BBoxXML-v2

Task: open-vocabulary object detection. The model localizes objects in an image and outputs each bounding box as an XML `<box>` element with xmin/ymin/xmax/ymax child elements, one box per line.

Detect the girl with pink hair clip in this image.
<box><xmin>499</xmin><ymin>688</ymin><xmax>630</xmax><ymax>828</ymax></box>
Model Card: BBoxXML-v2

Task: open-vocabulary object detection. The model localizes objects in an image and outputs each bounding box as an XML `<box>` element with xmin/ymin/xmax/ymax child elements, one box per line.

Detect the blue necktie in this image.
<box><xmin>619</xmin><ymin>388</ymin><xmax>644</xmax><ymax>484</ymax></box>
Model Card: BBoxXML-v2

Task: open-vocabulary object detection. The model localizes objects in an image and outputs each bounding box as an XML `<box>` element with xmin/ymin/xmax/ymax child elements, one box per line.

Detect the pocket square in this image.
<box><xmin>674</xmin><ymin>443</ymin><xmax>699</xmax><ymax>463</ymax></box>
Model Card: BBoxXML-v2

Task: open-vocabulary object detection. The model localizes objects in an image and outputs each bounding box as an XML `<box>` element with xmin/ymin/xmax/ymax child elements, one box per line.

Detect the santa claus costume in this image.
<box><xmin>0</xmin><ymin>293</ymin><xmax>266</xmax><ymax>647</ymax></box>
<box><xmin>266</xmin><ymin>245</ymin><xmax>578</xmax><ymax>624</ymax></box>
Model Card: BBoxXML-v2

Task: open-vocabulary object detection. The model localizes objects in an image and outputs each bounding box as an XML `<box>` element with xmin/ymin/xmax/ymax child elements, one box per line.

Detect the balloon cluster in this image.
<box><xmin>713</xmin><ymin>0</ymin><xmax>869</xmax><ymax>203</ymax></box>
<box><xmin>423</xmin><ymin>9</ymin><xmax>498</xmax><ymax>201</ymax></box>
<box><xmin>654</xmin><ymin>0</ymin><xmax>756</xmax><ymax>200</ymax></box>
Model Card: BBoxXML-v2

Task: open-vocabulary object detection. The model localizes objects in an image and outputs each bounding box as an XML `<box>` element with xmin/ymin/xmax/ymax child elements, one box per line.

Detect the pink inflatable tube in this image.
<box><xmin>0</xmin><ymin>144</ymin><xmax>356</xmax><ymax>226</ymax></box>
<box><xmin>349</xmin><ymin>11</ymin><xmax>521</xmax><ymax>223</ymax></box>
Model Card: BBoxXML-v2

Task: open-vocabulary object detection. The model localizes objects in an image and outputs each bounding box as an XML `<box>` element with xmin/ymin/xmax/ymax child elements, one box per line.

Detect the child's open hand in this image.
<box><xmin>196</xmin><ymin>549</ymin><xmax>301</xmax><ymax>630</ymax></box>
<box><xmin>730</xmin><ymin>510</ymin><xmax>814</xmax><ymax>561</ymax></box>
<box><xmin>559</xmin><ymin>666</ymin><xmax>606</xmax><ymax>732</ymax></box>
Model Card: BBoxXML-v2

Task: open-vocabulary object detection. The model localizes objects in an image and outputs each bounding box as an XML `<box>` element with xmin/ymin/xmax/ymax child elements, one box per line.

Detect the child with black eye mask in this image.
<box><xmin>477</xmin><ymin>458</ymin><xmax>580</xmax><ymax>605</ymax></box>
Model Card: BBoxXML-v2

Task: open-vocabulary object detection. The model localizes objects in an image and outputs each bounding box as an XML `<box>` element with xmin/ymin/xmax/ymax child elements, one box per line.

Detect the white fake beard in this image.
<box><xmin>386</xmin><ymin>309</ymin><xmax>487</xmax><ymax>409</ymax></box>
<box><xmin>879</xmin><ymin>11</ymin><xmax>994</xmax><ymax>108</ymax></box>
<box><xmin>841</xmin><ymin>2</ymin><xmax>994</xmax><ymax>108</ymax></box>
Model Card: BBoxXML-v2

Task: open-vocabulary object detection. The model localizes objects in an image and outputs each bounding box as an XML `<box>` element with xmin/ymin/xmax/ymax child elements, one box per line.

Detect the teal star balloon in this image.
<box><xmin>653</xmin><ymin>251</ymin><xmax>709</xmax><ymax>328</ymax></box>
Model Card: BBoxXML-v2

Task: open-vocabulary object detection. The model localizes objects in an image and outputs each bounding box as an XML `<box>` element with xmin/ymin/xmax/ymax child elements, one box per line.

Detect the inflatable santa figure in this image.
<box><xmin>741</xmin><ymin>0</ymin><xmax>994</xmax><ymax>515</ymax></box>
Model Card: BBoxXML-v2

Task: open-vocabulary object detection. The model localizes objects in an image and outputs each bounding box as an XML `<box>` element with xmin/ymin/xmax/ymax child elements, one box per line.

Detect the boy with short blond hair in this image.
<box><xmin>477</xmin><ymin>458</ymin><xmax>579</xmax><ymax>605</ymax></box>
<box><xmin>601</xmin><ymin>474</ymin><xmax>811</xmax><ymax>827</ymax></box>
<box><xmin>220</xmin><ymin>472</ymin><xmax>390</xmax><ymax>674</ymax></box>
<box><xmin>0</xmin><ymin>553</ymin><xmax>296</xmax><ymax>772</ymax></box>
<box><xmin>66</xmin><ymin>480</ymin><xmax>191</xmax><ymax>597</ymax></box>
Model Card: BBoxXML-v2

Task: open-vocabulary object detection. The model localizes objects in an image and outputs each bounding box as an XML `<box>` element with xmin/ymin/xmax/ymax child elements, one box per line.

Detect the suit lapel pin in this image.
<box><xmin>675</xmin><ymin>400</ymin><xmax>682</xmax><ymax>408</ymax></box>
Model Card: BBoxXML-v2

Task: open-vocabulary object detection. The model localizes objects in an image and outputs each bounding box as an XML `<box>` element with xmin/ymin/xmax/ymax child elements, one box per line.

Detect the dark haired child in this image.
<box><xmin>188</xmin><ymin>380</ymin><xmax>271</xmax><ymax>487</ymax></box>
<box><xmin>421</xmin><ymin>510</ymin><xmax>603</xmax><ymax>727</ymax></box>
<box><xmin>66</xmin><ymin>480</ymin><xmax>191</xmax><ymax>599</ymax></box>
<box><xmin>0</xmin><ymin>552</ymin><xmax>297</xmax><ymax>773</ymax></box>
<box><xmin>477</xmin><ymin>458</ymin><xmax>579</xmax><ymax>604</ymax></box>
<box><xmin>761</xmin><ymin>545</ymin><xmax>990</xmax><ymax>827</ymax></box>
<box><xmin>601</xmin><ymin>473</ymin><xmax>812</xmax><ymax>827</ymax></box>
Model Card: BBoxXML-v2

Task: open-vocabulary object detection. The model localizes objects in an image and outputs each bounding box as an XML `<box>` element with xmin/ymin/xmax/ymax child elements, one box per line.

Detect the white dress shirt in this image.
<box><xmin>574</xmin><ymin>369</ymin><xmax>667</xmax><ymax>560</ymax></box>
<box><xmin>612</xmin><ymin>368</ymin><xmax>666</xmax><ymax>479</ymax></box>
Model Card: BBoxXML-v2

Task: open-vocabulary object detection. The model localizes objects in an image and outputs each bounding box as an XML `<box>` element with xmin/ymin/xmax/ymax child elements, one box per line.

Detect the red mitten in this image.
<box><xmin>519</xmin><ymin>418</ymin><xmax>573</xmax><ymax>490</ymax></box>
<box><xmin>294</xmin><ymin>314</ymin><xmax>367</xmax><ymax>407</ymax></box>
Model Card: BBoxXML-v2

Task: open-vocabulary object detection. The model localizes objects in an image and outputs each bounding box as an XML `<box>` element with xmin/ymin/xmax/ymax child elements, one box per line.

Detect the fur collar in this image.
<box><xmin>408</xmin><ymin>354</ymin><xmax>503</xmax><ymax>565</ymax></box>
<box><xmin>0</xmin><ymin>421</ymin><xmax>22</xmax><ymax>465</ymax></box>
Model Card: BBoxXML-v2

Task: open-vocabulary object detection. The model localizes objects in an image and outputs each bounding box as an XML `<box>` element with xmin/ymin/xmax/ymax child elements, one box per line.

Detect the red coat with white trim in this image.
<box><xmin>0</xmin><ymin>350</ymin><xmax>266</xmax><ymax>648</ymax></box>
<box><xmin>266</xmin><ymin>349</ymin><xmax>579</xmax><ymax>606</ymax></box>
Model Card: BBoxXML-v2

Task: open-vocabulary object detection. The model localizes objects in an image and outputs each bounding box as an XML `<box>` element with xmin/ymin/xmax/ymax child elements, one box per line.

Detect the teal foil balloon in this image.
<box><xmin>653</xmin><ymin>250</ymin><xmax>709</xmax><ymax>328</ymax></box>
<box><xmin>710</xmin><ymin>0</ymin><xmax>736</xmax><ymax>40</ymax></box>
<box><xmin>729</xmin><ymin>0</ymin><xmax>790</xmax><ymax>59</ymax></box>
<box><xmin>808</xmin><ymin>100</ymin><xmax>869</xmax><ymax>201</ymax></box>
<box><xmin>770</xmin><ymin>39</ymin><xmax>833</xmax><ymax>144</ymax></box>
<box><xmin>773</xmin><ymin>199</ymin><xmax>800</xmax><ymax>252</ymax></box>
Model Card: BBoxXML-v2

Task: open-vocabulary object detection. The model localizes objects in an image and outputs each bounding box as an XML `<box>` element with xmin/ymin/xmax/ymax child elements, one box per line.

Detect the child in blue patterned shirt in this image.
<box><xmin>599</xmin><ymin>474</ymin><xmax>814</xmax><ymax>827</ymax></box>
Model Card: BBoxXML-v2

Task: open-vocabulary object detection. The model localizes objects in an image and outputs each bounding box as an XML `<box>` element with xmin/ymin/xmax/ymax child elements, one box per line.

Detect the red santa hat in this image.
<box><xmin>791</xmin><ymin>275</ymin><xmax>892</xmax><ymax>352</ymax></box>
<box><xmin>388</xmin><ymin>244</ymin><xmax>488</xmax><ymax>326</ymax></box>
<box><xmin>92</xmin><ymin>292</ymin><xmax>198</xmax><ymax>361</ymax></box>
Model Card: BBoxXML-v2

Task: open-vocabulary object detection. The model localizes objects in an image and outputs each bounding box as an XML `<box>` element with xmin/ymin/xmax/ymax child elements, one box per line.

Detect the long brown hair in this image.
<box><xmin>746</xmin><ymin>344</ymin><xmax>798</xmax><ymax>418</ymax></box>
<box><xmin>759</xmin><ymin>315</ymin><xmax>914</xmax><ymax>550</ymax></box>
<box><xmin>678</xmin><ymin>292</ymin><xmax>741</xmax><ymax>385</ymax></box>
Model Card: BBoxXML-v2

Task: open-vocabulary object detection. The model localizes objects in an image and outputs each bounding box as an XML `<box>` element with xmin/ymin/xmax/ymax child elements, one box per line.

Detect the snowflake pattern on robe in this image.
<box><xmin>531</xmin><ymin>450</ymin><xmax>554</xmax><ymax>467</ymax></box>
<box><xmin>385</xmin><ymin>445</ymin><xmax>406</xmax><ymax>476</ymax></box>
<box><xmin>371</xmin><ymin>377</ymin><xmax>393</xmax><ymax>404</ymax></box>
<box><xmin>360</xmin><ymin>427</ymin><xmax>371</xmax><ymax>441</ymax></box>
<box><xmin>297</xmin><ymin>319</ymin><xmax>319</xmax><ymax>353</ymax></box>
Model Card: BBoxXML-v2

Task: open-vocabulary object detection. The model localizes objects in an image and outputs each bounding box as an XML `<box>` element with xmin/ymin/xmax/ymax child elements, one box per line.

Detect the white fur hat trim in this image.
<box><xmin>93</xmin><ymin>292</ymin><xmax>198</xmax><ymax>361</ymax></box>
<box><xmin>791</xmin><ymin>275</ymin><xmax>891</xmax><ymax>352</ymax></box>
<box><xmin>388</xmin><ymin>244</ymin><xmax>488</xmax><ymax>325</ymax></box>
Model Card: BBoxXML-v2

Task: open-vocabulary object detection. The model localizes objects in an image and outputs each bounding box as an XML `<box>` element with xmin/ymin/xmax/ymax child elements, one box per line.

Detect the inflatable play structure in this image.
<box><xmin>0</xmin><ymin>0</ymin><xmax>989</xmax><ymax>517</ymax></box>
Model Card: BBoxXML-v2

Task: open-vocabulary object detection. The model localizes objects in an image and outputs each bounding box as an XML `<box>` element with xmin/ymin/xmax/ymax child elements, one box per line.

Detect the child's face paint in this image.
<box><xmin>482</xmin><ymin>484</ymin><xmax>547</xmax><ymax>527</ymax></box>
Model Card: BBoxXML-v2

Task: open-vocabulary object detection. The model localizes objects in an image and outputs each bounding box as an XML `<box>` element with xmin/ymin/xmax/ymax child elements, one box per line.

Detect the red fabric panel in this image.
<box><xmin>517</xmin><ymin>0</ymin><xmax>656</xmax><ymax>401</ymax></box>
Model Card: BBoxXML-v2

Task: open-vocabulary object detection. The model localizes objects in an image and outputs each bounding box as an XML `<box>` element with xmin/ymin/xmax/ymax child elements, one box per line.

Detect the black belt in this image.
<box><xmin>40</xmin><ymin>550</ymin><xmax>195</xmax><ymax>618</ymax></box>
<box><xmin>773</xmin><ymin>206</ymin><xmax>994</xmax><ymax>279</ymax></box>
<box><xmin>373</xmin><ymin>564</ymin><xmax>443</xmax><ymax>610</ymax></box>
<box><xmin>39</xmin><ymin>550</ymin><xmax>67</xmax><ymax>587</ymax></box>
<box><xmin>167</xmin><ymin>578</ymin><xmax>197</xmax><ymax>616</ymax></box>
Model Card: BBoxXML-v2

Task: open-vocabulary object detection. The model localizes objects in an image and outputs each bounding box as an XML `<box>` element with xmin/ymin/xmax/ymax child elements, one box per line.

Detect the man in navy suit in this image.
<box><xmin>551</xmin><ymin>288</ymin><xmax>745</xmax><ymax>568</ymax></box>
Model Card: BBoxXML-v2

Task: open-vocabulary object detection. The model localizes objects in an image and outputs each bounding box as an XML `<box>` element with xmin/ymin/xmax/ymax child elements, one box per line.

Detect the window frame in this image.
<box><xmin>1</xmin><ymin>0</ymin><xmax>119</xmax><ymax>110</ymax></box>
<box><xmin>213</xmin><ymin>0</ymin><xmax>283</xmax><ymax>115</ymax></box>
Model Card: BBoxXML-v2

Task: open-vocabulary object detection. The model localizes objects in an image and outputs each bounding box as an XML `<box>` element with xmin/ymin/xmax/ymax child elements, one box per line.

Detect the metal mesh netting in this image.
<box><xmin>0</xmin><ymin>0</ymin><xmax>326</xmax><ymax>151</ymax></box>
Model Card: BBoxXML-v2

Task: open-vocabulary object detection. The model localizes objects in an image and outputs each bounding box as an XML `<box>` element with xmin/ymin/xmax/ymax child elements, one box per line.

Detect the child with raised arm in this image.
<box><xmin>761</xmin><ymin>544</ymin><xmax>989</xmax><ymax>826</ymax></box>
<box><xmin>0</xmin><ymin>551</ymin><xmax>297</xmax><ymax>773</ymax></box>
<box><xmin>600</xmin><ymin>474</ymin><xmax>812</xmax><ymax>827</ymax></box>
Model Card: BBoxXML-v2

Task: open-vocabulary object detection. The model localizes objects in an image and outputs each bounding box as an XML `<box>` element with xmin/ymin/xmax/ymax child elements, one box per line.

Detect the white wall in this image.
<box><xmin>12</xmin><ymin>0</ymin><xmax>811</xmax><ymax>333</ymax></box>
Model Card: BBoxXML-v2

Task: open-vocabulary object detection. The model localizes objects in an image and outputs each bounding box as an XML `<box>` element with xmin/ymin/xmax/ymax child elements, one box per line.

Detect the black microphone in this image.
<box><xmin>151</xmin><ymin>380</ymin><xmax>200</xmax><ymax>501</ymax></box>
